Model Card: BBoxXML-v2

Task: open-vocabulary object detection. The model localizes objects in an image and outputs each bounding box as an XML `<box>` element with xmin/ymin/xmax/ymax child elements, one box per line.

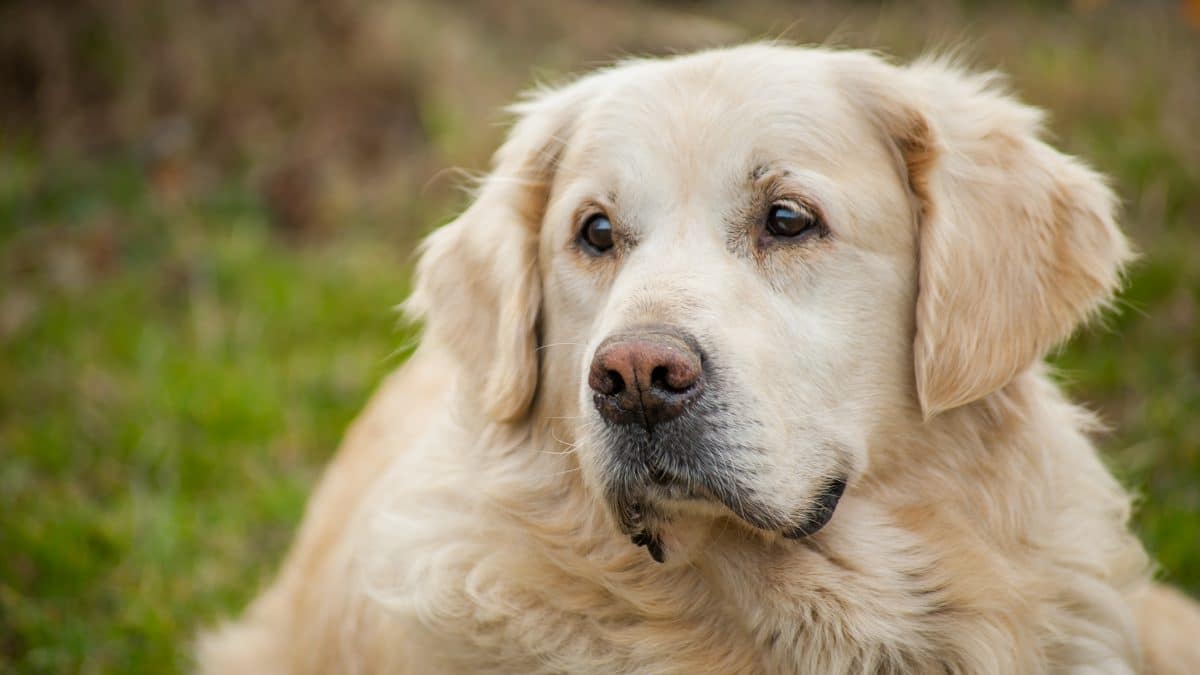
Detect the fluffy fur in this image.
<box><xmin>198</xmin><ymin>45</ymin><xmax>1200</xmax><ymax>674</ymax></box>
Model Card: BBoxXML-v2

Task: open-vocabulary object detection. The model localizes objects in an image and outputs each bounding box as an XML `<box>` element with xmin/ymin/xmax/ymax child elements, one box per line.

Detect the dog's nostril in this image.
<box><xmin>650</xmin><ymin>363</ymin><xmax>699</xmax><ymax>393</ymax></box>
<box><xmin>606</xmin><ymin>370</ymin><xmax>626</xmax><ymax>395</ymax></box>
<box><xmin>649</xmin><ymin>365</ymin><xmax>670</xmax><ymax>390</ymax></box>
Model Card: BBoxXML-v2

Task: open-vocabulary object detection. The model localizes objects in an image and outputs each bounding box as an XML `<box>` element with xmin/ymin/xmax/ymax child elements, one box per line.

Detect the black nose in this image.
<box><xmin>588</xmin><ymin>325</ymin><xmax>704</xmax><ymax>429</ymax></box>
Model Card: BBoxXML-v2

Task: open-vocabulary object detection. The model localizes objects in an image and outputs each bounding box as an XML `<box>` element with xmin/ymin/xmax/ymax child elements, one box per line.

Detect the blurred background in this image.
<box><xmin>0</xmin><ymin>0</ymin><xmax>1197</xmax><ymax>671</ymax></box>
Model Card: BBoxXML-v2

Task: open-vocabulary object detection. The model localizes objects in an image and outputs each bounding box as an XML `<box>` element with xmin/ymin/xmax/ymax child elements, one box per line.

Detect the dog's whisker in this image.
<box><xmin>536</xmin><ymin>341</ymin><xmax>584</xmax><ymax>352</ymax></box>
<box><xmin>548</xmin><ymin>430</ymin><xmax>578</xmax><ymax>447</ymax></box>
<box><xmin>546</xmin><ymin>428</ymin><xmax>580</xmax><ymax>454</ymax></box>
<box><xmin>546</xmin><ymin>466</ymin><xmax>583</xmax><ymax>478</ymax></box>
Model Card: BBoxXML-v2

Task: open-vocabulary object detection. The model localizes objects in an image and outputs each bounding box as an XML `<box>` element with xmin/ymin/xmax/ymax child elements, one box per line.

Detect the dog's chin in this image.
<box><xmin>602</xmin><ymin>458</ymin><xmax>848</xmax><ymax>564</ymax></box>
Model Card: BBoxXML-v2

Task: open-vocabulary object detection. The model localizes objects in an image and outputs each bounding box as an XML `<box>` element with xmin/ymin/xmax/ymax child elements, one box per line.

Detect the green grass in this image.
<box><xmin>1</xmin><ymin>1</ymin><xmax>1198</xmax><ymax>672</ymax></box>
<box><xmin>0</xmin><ymin>154</ymin><xmax>413</xmax><ymax>673</ymax></box>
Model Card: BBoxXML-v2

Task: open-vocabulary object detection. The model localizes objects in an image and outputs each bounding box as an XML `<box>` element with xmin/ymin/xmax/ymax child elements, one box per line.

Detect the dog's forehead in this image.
<box><xmin>560</xmin><ymin>50</ymin><xmax>876</xmax><ymax>194</ymax></box>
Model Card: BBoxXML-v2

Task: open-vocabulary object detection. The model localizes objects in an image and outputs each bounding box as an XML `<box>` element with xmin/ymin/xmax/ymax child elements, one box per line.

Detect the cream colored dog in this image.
<box><xmin>198</xmin><ymin>45</ymin><xmax>1200</xmax><ymax>674</ymax></box>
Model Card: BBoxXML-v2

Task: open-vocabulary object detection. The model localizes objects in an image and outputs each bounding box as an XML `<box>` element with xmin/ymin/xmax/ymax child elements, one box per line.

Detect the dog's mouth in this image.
<box><xmin>609</xmin><ymin>459</ymin><xmax>848</xmax><ymax>564</ymax></box>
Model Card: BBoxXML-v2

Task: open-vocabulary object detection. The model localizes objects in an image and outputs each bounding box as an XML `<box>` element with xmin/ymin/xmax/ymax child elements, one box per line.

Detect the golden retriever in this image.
<box><xmin>198</xmin><ymin>45</ymin><xmax>1200</xmax><ymax>674</ymax></box>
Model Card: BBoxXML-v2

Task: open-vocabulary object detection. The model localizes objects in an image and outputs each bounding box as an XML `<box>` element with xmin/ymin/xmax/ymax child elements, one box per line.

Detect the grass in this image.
<box><xmin>0</xmin><ymin>154</ymin><xmax>414</xmax><ymax>673</ymax></box>
<box><xmin>1</xmin><ymin>1</ymin><xmax>1197</xmax><ymax>672</ymax></box>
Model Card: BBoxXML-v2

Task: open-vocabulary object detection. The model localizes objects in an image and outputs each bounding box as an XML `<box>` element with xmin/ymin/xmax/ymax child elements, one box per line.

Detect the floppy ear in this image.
<box><xmin>405</xmin><ymin>86</ymin><xmax>587</xmax><ymax>422</ymax></box>
<box><xmin>855</xmin><ymin>57</ymin><xmax>1132</xmax><ymax>418</ymax></box>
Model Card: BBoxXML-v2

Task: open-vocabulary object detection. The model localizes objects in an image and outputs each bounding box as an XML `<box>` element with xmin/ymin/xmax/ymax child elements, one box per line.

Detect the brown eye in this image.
<box><xmin>765</xmin><ymin>203</ymin><xmax>819</xmax><ymax>238</ymax></box>
<box><xmin>580</xmin><ymin>214</ymin><xmax>614</xmax><ymax>253</ymax></box>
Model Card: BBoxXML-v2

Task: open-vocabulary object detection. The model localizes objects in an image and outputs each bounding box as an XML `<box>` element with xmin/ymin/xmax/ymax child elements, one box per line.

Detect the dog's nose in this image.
<box><xmin>588</xmin><ymin>326</ymin><xmax>704</xmax><ymax>429</ymax></box>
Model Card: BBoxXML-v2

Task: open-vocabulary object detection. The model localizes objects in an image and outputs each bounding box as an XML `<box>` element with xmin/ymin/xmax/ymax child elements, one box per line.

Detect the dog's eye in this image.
<box><xmin>580</xmin><ymin>214</ymin><xmax>615</xmax><ymax>253</ymax></box>
<box><xmin>765</xmin><ymin>203</ymin><xmax>819</xmax><ymax>238</ymax></box>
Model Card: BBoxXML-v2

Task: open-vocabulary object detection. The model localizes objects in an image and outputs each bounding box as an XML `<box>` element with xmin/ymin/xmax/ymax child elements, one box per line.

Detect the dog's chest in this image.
<box><xmin>379</xmin><ymin>524</ymin><xmax>973</xmax><ymax>674</ymax></box>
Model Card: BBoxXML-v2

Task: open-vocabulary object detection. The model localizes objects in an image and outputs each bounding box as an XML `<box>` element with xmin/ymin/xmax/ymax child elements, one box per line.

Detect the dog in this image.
<box><xmin>198</xmin><ymin>45</ymin><xmax>1200</xmax><ymax>674</ymax></box>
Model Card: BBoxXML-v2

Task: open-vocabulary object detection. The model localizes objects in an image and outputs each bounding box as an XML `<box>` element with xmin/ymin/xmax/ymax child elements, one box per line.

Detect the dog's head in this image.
<box><xmin>407</xmin><ymin>46</ymin><xmax>1129</xmax><ymax>559</ymax></box>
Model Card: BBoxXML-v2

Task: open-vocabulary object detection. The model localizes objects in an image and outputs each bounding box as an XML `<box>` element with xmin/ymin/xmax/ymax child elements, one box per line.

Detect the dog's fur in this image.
<box><xmin>198</xmin><ymin>46</ymin><xmax>1200</xmax><ymax>674</ymax></box>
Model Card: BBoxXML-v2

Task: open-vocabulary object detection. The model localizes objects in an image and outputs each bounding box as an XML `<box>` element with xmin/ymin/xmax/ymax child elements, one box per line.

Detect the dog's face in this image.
<box><xmin>409</xmin><ymin>46</ymin><xmax>1128</xmax><ymax>559</ymax></box>
<box><xmin>537</xmin><ymin>61</ymin><xmax>918</xmax><ymax>545</ymax></box>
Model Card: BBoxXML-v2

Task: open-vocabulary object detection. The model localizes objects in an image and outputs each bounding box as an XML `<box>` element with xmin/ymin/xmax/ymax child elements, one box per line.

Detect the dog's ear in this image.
<box><xmin>849</xmin><ymin>56</ymin><xmax>1132</xmax><ymax>418</ymax></box>
<box><xmin>406</xmin><ymin>84</ymin><xmax>588</xmax><ymax>422</ymax></box>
